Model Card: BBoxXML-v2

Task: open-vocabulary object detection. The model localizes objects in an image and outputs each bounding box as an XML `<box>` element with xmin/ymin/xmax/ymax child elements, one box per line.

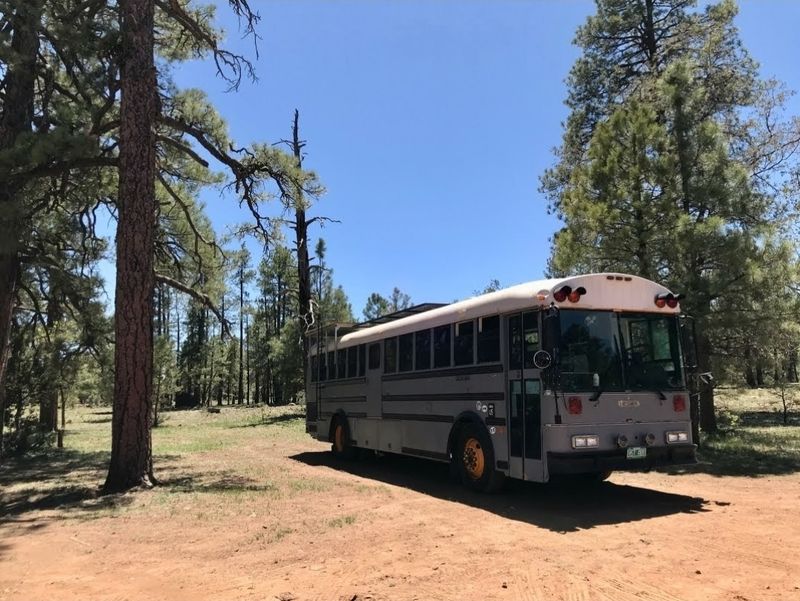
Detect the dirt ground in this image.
<box><xmin>1</xmin><ymin>406</ymin><xmax>799</xmax><ymax>601</ymax></box>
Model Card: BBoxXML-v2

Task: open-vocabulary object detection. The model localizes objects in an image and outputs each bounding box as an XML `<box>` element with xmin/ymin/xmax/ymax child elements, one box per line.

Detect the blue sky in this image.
<box><xmin>126</xmin><ymin>0</ymin><xmax>800</xmax><ymax>316</ymax></box>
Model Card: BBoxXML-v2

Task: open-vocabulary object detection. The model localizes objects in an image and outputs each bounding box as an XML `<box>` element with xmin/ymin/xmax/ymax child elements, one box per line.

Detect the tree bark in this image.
<box><xmin>0</xmin><ymin>1</ymin><xmax>43</xmax><ymax>404</ymax></box>
<box><xmin>291</xmin><ymin>110</ymin><xmax>312</xmax><ymax>378</ymax></box>
<box><xmin>696</xmin><ymin>329</ymin><xmax>717</xmax><ymax>433</ymax></box>
<box><xmin>104</xmin><ymin>0</ymin><xmax>158</xmax><ymax>492</ymax></box>
<box><xmin>39</xmin><ymin>291</ymin><xmax>62</xmax><ymax>432</ymax></box>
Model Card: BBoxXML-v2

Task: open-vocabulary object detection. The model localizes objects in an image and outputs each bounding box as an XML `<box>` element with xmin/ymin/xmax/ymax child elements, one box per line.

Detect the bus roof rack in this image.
<box><xmin>352</xmin><ymin>303</ymin><xmax>448</xmax><ymax>330</ymax></box>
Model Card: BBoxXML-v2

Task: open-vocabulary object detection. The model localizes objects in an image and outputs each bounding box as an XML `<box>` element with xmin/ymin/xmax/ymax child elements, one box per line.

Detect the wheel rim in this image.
<box><xmin>462</xmin><ymin>437</ymin><xmax>485</xmax><ymax>480</ymax></box>
<box><xmin>334</xmin><ymin>424</ymin><xmax>345</xmax><ymax>452</ymax></box>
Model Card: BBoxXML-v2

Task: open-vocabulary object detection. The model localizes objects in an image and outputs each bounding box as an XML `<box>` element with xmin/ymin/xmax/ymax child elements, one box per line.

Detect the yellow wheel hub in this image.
<box><xmin>334</xmin><ymin>424</ymin><xmax>345</xmax><ymax>452</ymax></box>
<box><xmin>462</xmin><ymin>438</ymin><xmax>485</xmax><ymax>480</ymax></box>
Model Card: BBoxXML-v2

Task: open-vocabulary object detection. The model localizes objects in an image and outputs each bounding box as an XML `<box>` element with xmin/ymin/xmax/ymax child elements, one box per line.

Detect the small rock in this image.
<box><xmin>502</xmin><ymin>582</ymin><xmax>508</xmax><ymax>589</ymax></box>
<box><xmin>277</xmin><ymin>593</ymin><xmax>296</xmax><ymax>601</ymax></box>
<box><xmin>695</xmin><ymin>570</ymin><xmax>702</xmax><ymax>575</ymax></box>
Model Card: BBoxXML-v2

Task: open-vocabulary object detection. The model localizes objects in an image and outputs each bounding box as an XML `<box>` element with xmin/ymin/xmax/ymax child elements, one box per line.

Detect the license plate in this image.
<box><xmin>627</xmin><ymin>446</ymin><xmax>647</xmax><ymax>459</ymax></box>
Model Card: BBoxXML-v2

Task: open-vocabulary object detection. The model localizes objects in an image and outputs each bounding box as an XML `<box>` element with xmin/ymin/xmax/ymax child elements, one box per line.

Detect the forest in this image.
<box><xmin>1</xmin><ymin>0</ymin><xmax>799</xmax><ymax>494</ymax></box>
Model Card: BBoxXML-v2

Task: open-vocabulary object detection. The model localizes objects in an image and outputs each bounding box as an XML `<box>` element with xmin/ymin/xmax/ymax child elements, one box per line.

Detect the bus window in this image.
<box><xmin>509</xmin><ymin>315</ymin><xmax>523</xmax><ymax>370</ymax></box>
<box><xmin>433</xmin><ymin>325</ymin><xmax>451</xmax><ymax>368</ymax></box>
<box><xmin>454</xmin><ymin>320</ymin><xmax>474</xmax><ymax>366</ymax></box>
<box><xmin>319</xmin><ymin>353</ymin><xmax>327</xmax><ymax>381</ymax></box>
<box><xmin>414</xmin><ymin>329</ymin><xmax>431</xmax><ymax>371</ymax></box>
<box><xmin>310</xmin><ymin>355</ymin><xmax>318</xmax><ymax>383</ymax></box>
<box><xmin>384</xmin><ymin>338</ymin><xmax>398</xmax><ymax>374</ymax></box>
<box><xmin>327</xmin><ymin>351</ymin><xmax>335</xmax><ymax>380</ymax></box>
<box><xmin>337</xmin><ymin>349</ymin><xmax>347</xmax><ymax>379</ymax></box>
<box><xmin>368</xmin><ymin>343</ymin><xmax>381</xmax><ymax>370</ymax></box>
<box><xmin>523</xmin><ymin>311</ymin><xmax>539</xmax><ymax>368</ymax></box>
<box><xmin>399</xmin><ymin>333</ymin><xmax>413</xmax><ymax>372</ymax></box>
<box><xmin>477</xmin><ymin>315</ymin><xmax>500</xmax><ymax>363</ymax></box>
<box><xmin>347</xmin><ymin>346</ymin><xmax>358</xmax><ymax>378</ymax></box>
<box><xmin>358</xmin><ymin>344</ymin><xmax>366</xmax><ymax>377</ymax></box>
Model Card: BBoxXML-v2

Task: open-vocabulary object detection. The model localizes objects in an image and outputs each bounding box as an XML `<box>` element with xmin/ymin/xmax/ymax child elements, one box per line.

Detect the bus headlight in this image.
<box><xmin>572</xmin><ymin>435</ymin><xmax>600</xmax><ymax>449</ymax></box>
<box><xmin>666</xmin><ymin>431</ymin><xmax>689</xmax><ymax>444</ymax></box>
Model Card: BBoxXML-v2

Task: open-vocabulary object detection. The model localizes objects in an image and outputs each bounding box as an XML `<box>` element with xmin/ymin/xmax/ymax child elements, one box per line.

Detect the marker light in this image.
<box><xmin>572</xmin><ymin>435</ymin><xmax>600</xmax><ymax>449</ymax></box>
<box><xmin>673</xmin><ymin>395</ymin><xmax>687</xmax><ymax>412</ymax></box>
<box><xmin>666</xmin><ymin>431</ymin><xmax>689</xmax><ymax>444</ymax></box>
<box><xmin>655</xmin><ymin>292</ymin><xmax>685</xmax><ymax>309</ymax></box>
<box><xmin>567</xmin><ymin>396</ymin><xmax>583</xmax><ymax>415</ymax></box>
<box><xmin>567</xmin><ymin>287</ymin><xmax>587</xmax><ymax>303</ymax></box>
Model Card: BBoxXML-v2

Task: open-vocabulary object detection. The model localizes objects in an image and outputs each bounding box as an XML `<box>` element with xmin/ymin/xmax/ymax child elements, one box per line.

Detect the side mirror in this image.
<box><xmin>680</xmin><ymin>315</ymin><xmax>698</xmax><ymax>370</ymax></box>
<box><xmin>533</xmin><ymin>350</ymin><xmax>552</xmax><ymax>370</ymax></box>
<box><xmin>543</xmin><ymin>306</ymin><xmax>560</xmax><ymax>355</ymax></box>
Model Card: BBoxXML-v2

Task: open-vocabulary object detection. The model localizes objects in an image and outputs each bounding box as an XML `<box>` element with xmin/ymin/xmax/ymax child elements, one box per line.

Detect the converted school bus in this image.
<box><xmin>305</xmin><ymin>273</ymin><xmax>696</xmax><ymax>492</ymax></box>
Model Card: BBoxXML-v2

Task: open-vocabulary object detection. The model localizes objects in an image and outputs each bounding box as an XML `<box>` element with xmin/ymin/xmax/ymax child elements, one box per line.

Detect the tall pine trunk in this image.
<box><xmin>290</xmin><ymin>111</ymin><xmax>312</xmax><ymax>378</ymax></box>
<box><xmin>0</xmin><ymin>1</ymin><xmax>42</xmax><ymax>404</ymax></box>
<box><xmin>104</xmin><ymin>0</ymin><xmax>158</xmax><ymax>492</ymax></box>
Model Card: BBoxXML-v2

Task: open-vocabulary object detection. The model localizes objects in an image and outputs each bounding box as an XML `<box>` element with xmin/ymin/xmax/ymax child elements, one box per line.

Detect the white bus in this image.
<box><xmin>305</xmin><ymin>273</ymin><xmax>696</xmax><ymax>491</ymax></box>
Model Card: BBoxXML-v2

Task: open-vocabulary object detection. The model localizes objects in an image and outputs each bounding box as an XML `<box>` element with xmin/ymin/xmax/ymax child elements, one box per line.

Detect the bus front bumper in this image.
<box><xmin>547</xmin><ymin>444</ymin><xmax>697</xmax><ymax>475</ymax></box>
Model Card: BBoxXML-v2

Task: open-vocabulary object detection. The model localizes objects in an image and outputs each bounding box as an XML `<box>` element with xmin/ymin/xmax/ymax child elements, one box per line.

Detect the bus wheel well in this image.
<box><xmin>447</xmin><ymin>412</ymin><xmax>486</xmax><ymax>459</ymax></box>
<box><xmin>327</xmin><ymin>411</ymin><xmax>348</xmax><ymax>443</ymax></box>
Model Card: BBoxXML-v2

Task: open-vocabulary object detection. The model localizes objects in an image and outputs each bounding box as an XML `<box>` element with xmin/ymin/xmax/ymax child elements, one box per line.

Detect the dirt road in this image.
<box><xmin>1</xmin><ymin>407</ymin><xmax>799</xmax><ymax>601</ymax></box>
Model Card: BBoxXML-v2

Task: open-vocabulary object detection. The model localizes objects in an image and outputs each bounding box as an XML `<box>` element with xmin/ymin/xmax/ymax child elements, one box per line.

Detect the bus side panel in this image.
<box><xmin>378</xmin><ymin>420</ymin><xmax>403</xmax><ymax>453</ymax></box>
<box><xmin>400</xmin><ymin>420</ymin><xmax>451</xmax><ymax>461</ymax></box>
<box><xmin>352</xmin><ymin>417</ymin><xmax>379</xmax><ymax>450</ymax></box>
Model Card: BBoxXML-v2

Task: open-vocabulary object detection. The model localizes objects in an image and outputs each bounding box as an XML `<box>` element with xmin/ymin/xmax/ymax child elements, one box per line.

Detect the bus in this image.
<box><xmin>305</xmin><ymin>273</ymin><xmax>696</xmax><ymax>492</ymax></box>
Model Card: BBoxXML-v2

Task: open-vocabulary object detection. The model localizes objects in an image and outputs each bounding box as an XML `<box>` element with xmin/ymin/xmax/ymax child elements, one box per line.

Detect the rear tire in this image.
<box><xmin>331</xmin><ymin>417</ymin><xmax>357</xmax><ymax>460</ymax></box>
<box><xmin>455</xmin><ymin>423</ymin><xmax>505</xmax><ymax>493</ymax></box>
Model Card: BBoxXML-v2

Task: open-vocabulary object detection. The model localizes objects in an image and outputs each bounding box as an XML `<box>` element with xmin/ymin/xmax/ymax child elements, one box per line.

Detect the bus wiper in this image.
<box><xmin>590</xmin><ymin>388</ymin><xmax>603</xmax><ymax>402</ymax></box>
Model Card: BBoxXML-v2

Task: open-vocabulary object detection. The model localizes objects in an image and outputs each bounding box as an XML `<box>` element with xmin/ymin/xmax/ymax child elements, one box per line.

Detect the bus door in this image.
<box><xmin>506</xmin><ymin>311</ymin><xmax>545</xmax><ymax>482</ymax></box>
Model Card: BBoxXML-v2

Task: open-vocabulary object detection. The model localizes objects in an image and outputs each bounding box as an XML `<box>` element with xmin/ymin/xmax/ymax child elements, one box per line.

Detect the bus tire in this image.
<box><xmin>456</xmin><ymin>423</ymin><xmax>505</xmax><ymax>493</ymax></box>
<box><xmin>330</xmin><ymin>416</ymin><xmax>357</xmax><ymax>460</ymax></box>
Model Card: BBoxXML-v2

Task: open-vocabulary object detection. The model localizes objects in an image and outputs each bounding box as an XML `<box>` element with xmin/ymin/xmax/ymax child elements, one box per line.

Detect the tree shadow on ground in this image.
<box><xmin>229</xmin><ymin>412</ymin><xmax>305</xmax><ymax>428</ymax></box>
<box><xmin>158</xmin><ymin>472</ymin><xmax>278</xmax><ymax>494</ymax></box>
<box><xmin>290</xmin><ymin>451</ymin><xmax>708</xmax><ymax>533</ymax></box>
<box><xmin>0</xmin><ymin>450</ymin><xmax>130</xmax><ymax>525</ymax></box>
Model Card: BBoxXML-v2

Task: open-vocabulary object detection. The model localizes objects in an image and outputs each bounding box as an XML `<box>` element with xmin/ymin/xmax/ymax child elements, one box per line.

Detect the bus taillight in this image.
<box><xmin>673</xmin><ymin>395</ymin><xmax>686</xmax><ymax>412</ymax></box>
<box><xmin>567</xmin><ymin>396</ymin><xmax>582</xmax><ymax>414</ymax></box>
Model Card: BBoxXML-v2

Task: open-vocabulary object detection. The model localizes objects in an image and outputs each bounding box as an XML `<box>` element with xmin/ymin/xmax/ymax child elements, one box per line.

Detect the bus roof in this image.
<box><xmin>326</xmin><ymin>273</ymin><xmax>680</xmax><ymax>350</ymax></box>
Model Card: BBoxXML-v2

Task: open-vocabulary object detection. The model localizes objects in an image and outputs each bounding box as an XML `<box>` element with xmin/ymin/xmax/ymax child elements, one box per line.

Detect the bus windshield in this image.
<box><xmin>558</xmin><ymin>310</ymin><xmax>684</xmax><ymax>392</ymax></box>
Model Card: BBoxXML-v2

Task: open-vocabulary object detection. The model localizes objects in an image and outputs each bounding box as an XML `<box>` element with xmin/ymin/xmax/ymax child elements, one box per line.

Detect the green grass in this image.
<box><xmin>680</xmin><ymin>387</ymin><xmax>800</xmax><ymax>477</ymax></box>
<box><xmin>327</xmin><ymin>514</ymin><xmax>357</xmax><ymax>528</ymax></box>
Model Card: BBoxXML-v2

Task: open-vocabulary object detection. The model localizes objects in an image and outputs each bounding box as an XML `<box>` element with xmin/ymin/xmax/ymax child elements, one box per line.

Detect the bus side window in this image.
<box><xmin>433</xmin><ymin>325</ymin><xmax>451</xmax><ymax>368</ymax></box>
<box><xmin>328</xmin><ymin>351</ymin><xmax>336</xmax><ymax>380</ymax></box>
<box><xmin>358</xmin><ymin>344</ymin><xmax>366</xmax><ymax>377</ymax></box>
<box><xmin>337</xmin><ymin>349</ymin><xmax>347</xmax><ymax>379</ymax></box>
<box><xmin>368</xmin><ymin>343</ymin><xmax>381</xmax><ymax>370</ymax></box>
<box><xmin>398</xmin><ymin>333</ymin><xmax>414</xmax><ymax>372</ymax></box>
<box><xmin>320</xmin><ymin>352</ymin><xmax>327</xmax><ymax>381</ymax></box>
<box><xmin>477</xmin><ymin>315</ymin><xmax>500</xmax><ymax>363</ymax></box>
<box><xmin>310</xmin><ymin>355</ymin><xmax>318</xmax><ymax>383</ymax></box>
<box><xmin>384</xmin><ymin>338</ymin><xmax>398</xmax><ymax>374</ymax></box>
<box><xmin>347</xmin><ymin>346</ymin><xmax>358</xmax><ymax>378</ymax></box>
<box><xmin>414</xmin><ymin>329</ymin><xmax>431</xmax><ymax>371</ymax></box>
<box><xmin>454</xmin><ymin>320</ymin><xmax>474</xmax><ymax>366</ymax></box>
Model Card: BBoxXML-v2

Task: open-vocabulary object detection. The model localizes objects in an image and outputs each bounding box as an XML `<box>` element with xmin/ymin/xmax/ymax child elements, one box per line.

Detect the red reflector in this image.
<box><xmin>655</xmin><ymin>298</ymin><xmax>666</xmax><ymax>308</ymax></box>
<box><xmin>673</xmin><ymin>395</ymin><xmax>686</xmax><ymax>412</ymax></box>
<box><xmin>567</xmin><ymin>290</ymin><xmax>581</xmax><ymax>303</ymax></box>
<box><xmin>667</xmin><ymin>297</ymin><xmax>678</xmax><ymax>308</ymax></box>
<box><xmin>554</xmin><ymin>286</ymin><xmax>571</xmax><ymax>303</ymax></box>
<box><xmin>568</xmin><ymin>396</ymin><xmax>582</xmax><ymax>415</ymax></box>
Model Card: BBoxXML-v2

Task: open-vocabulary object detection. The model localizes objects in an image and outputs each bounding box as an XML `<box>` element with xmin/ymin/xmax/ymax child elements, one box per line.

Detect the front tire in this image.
<box><xmin>456</xmin><ymin>423</ymin><xmax>505</xmax><ymax>493</ymax></box>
